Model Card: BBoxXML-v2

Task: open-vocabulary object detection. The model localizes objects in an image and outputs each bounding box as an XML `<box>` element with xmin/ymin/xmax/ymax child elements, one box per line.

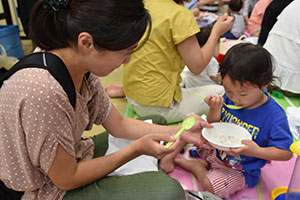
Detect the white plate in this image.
<box><xmin>202</xmin><ymin>122</ymin><xmax>252</xmax><ymax>151</ymax></box>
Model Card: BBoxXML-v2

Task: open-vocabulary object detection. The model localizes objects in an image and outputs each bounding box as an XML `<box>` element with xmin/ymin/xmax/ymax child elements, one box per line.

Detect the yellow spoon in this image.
<box><xmin>195</xmin><ymin>94</ymin><xmax>243</xmax><ymax>110</ymax></box>
<box><xmin>165</xmin><ymin>117</ymin><xmax>195</xmax><ymax>149</ymax></box>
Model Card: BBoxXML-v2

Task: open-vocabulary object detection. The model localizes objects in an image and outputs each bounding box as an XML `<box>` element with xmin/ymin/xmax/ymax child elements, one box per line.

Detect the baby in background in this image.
<box><xmin>163</xmin><ymin>43</ymin><xmax>294</xmax><ymax>199</ymax></box>
<box><xmin>181</xmin><ymin>24</ymin><xmax>222</xmax><ymax>88</ymax></box>
<box><xmin>222</xmin><ymin>0</ymin><xmax>245</xmax><ymax>39</ymax></box>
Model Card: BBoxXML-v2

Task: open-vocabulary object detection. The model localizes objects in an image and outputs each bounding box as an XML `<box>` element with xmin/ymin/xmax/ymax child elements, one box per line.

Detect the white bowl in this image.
<box><xmin>202</xmin><ymin>122</ymin><xmax>252</xmax><ymax>151</ymax></box>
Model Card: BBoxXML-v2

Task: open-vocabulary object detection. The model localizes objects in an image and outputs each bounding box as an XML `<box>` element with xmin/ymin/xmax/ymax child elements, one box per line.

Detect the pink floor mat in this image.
<box><xmin>169</xmin><ymin>147</ymin><xmax>296</xmax><ymax>200</ymax></box>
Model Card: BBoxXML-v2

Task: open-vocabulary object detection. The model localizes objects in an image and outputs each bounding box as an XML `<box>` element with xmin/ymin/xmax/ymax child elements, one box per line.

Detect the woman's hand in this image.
<box><xmin>133</xmin><ymin>133</ymin><xmax>180</xmax><ymax>160</ymax></box>
<box><xmin>179</xmin><ymin>114</ymin><xmax>214</xmax><ymax>149</ymax></box>
<box><xmin>212</xmin><ymin>13</ymin><xmax>234</xmax><ymax>36</ymax></box>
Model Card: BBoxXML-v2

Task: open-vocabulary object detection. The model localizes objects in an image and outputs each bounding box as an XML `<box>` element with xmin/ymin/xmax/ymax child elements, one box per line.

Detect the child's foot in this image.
<box><xmin>105</xmin><ymin>84</ymin><xmax>125</xmax><ymax>98</ymax></box>
<box><xmin>175</xmin><ymin>158</ymin><xmax>214</xmax><ymax>193</ymax></box>
<box><xmin>159</xmin><ymin>155</ymin><xmax>176</xmax><ymax>173</ymax></box>
<box><xmin>174</xmin><ymin>158</ymin><xmax>209</xmax><ymax>177</ymax></box>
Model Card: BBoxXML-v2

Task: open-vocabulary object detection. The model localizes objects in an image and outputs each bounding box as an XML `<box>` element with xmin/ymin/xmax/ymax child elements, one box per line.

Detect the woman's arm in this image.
<box><xmin>48</xmin><ymin>133</ymin><xmax>178</xmax><ymax>191</ymax></box>
<box><xmin>102</xmin><ymin>105</ymin><xmax>213</xmax><ymax>144</ymax></box>
<box><xmin>102</xmin><ymin>105</ymin><xmax>179</xmax><ymax>140</ymax></box>
<box><xmin>177</xmin><ymin>14</ymin><xmax>233</xmax><ymax>75</ymax></box>
<box><xmin>48</xmin><ymin>106</ymin><xmax>214</xmax><ymax>190</ymax></box>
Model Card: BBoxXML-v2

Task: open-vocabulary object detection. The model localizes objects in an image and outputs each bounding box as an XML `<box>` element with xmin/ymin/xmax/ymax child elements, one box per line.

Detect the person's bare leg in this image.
<box><xmin>105</xmin><ymin>84</ymin><xmax>125</xmax><ymax>98</ymax></box>
<box><xmin>175</xmin><ymin>158</ymin><xmax>214</xmax><ymax>193</ymax></box>
<box><xmin>159</xmin><ymin>140</ymin><xmax>187</xmax><ymax>173</ymax></box>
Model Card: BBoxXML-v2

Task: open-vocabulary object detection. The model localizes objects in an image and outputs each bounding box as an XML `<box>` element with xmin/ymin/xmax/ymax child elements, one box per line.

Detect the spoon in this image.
<box><xmin>165</xmin><ymin>116</ymin><xmax>195</xmax><ymax>149</ymax></box>
<box><xmin>195</xmin><ymin>94</ymin><xmax>243</xmax><ymax>110</ymax></box>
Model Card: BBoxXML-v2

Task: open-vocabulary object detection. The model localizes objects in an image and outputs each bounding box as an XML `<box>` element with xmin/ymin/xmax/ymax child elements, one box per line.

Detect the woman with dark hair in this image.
<box><xmin>0</xmin><ymin>0</ymin><xmax>213</xmax><ymax>199</ymax></box>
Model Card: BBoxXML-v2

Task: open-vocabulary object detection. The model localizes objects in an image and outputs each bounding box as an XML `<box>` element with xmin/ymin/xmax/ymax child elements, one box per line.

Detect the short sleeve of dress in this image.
<box><xmin>19</xmin><ymin>69</ymin><xmax>77</xmax><ymax>175</ymax></box>
<box><xmin>171</xmin><ymin>8</ymin><xmax>199</xmax><ymax>45</ymax></box>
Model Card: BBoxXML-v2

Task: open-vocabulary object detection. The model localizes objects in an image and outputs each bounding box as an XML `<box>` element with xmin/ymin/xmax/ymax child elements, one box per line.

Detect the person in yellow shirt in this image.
<box><xmin>106</xmin><ymin>0</ymin><xmax>233</xmax><ymax>123</ymax></box>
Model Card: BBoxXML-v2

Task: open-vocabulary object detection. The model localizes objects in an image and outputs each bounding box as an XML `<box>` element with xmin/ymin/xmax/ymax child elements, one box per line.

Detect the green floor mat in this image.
<box><xmin>124</xmin><ymin>103</ymin><xmax>137</xmax><ymax>118</ymax></box>
<box><xmin>270</xmin><ymin>94</ymin><xmax>300</xmax><ymax>141</ymax></box>
<box><xmin>271</xmin><ymin>95</ymin><xmax>300</xmax><ymax>112</ymax></box>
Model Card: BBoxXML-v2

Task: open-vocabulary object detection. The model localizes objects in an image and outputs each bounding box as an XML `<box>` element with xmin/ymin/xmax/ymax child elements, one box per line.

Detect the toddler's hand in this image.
<box><xmin>229</xmin><ymin>140</ymin><xmax>260</xmax><ymax>157</ymax></box>
<box><xmin>204</xmin><ymin>95</ymin><xmax>224</xmax><ymax>110</ymax></box>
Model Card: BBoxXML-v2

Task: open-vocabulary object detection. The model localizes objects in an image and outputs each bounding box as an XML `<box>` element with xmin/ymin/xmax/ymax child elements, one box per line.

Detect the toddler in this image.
<box><xmin>173</xmin><ymin>43</ymin><xmax>294</xmax><ymax>198</ymax></box>
<box><xmin>222</xmin><ymin>0</ymin><xmax>245</xmax><ymax>39</ymax></box>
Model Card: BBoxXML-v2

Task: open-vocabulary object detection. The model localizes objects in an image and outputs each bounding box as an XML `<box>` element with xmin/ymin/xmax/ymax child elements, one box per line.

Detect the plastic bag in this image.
<box><xmin>287</xmin><ymin>106</ymin><xmax>300</xmax><ymax>140</ymax></box>
<box><xmin>105</xmin><ymin>119</ymin><xmax>158</xmax><ymax>176</ymax></box>
<box><xmin>0</xmin><ymin>44</ymin><xmax>18</xmax><ymax>71</ymax></box>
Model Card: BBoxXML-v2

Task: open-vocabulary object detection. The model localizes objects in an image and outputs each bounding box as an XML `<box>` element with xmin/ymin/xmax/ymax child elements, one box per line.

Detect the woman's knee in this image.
<box><xmin>140</xmin><ymin>172</ymin><xmax>186</xmax><ymax>200</ymax></box>
<box><xmin>107</xmin><ymin>172</ymin><xmax>186</xmax><ymax>200</ymax></box>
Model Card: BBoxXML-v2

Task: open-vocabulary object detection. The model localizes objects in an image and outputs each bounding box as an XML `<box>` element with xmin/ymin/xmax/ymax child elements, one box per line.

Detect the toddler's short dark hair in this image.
<box><xmin>219</xmin><ymin>43</ymin><xmax>275</xmax><ymax>88</ymax></box>
<box><xmin>229</xmin><ymin>0</ymin><xmax>243</xmax><ymax>12</ymax></box>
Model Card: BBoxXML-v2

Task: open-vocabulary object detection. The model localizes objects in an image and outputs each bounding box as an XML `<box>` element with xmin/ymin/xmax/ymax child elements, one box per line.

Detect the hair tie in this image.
<box><xmin>43</xmin><ymin>0</ymin><xmax>70</xmax><ymax>12</ymax></box>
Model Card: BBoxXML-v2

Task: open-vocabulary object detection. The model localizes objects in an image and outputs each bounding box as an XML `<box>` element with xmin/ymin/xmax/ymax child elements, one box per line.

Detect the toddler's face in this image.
<box><xmin>222</xmin><ymin>75</ymin><xmax>267</xmax><ymax>109</ymax></box>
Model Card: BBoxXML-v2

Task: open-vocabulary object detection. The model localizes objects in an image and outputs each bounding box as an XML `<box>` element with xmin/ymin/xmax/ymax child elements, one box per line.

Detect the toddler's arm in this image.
<box><xmin>230</xmin><ymin>140</ymin><xmax>293</xmax><ymax>161</ymax></box>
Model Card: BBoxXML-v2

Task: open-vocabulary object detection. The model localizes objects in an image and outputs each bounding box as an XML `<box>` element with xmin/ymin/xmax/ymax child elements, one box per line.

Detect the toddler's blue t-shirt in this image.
<box><xmin>216</xmin><ymin>93</ymin><xmax>293</xmax><ymax>187</ymax></box>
